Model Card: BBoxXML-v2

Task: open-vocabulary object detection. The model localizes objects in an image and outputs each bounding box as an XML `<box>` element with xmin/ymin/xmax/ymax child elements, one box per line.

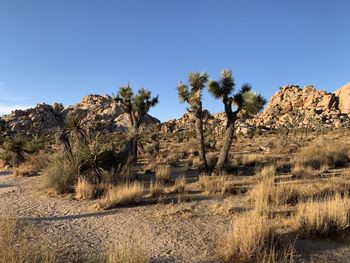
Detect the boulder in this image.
<box><xmin>334</xmin><ymin>82</ymin><xmax>350</xmax><ymax>114</ymax></box>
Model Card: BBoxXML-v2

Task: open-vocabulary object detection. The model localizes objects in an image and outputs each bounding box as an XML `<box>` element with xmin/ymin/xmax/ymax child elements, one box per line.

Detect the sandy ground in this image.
<box><xmin>1</xmin><ymin>171</ymin><xmax>350</xmax><ymax>262</ymax></box>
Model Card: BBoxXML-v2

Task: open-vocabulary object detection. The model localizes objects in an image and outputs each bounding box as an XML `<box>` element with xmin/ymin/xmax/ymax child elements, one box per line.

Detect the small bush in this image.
<box><xmin>155</xmin><ymin>165</ymin><xmax>171</xmax><ymax>184</ymax></box>
<box><xmin>221</xmin><ymin>211</ymin><xmax>293</xmax><ymax>263</ymax></box>
<box><xmin>75</xmin><ymin>177</ymin><xmax>96</xmax><ymax>200</ymax></box>
<box><xmin>199</xmin><ymin>174</ymin><xmax>236</xmax><ymax>195</ymax></box>
<box><xmin>294</xmin><ymin>138</ymin><xmax>349</xmax><ymax>170</ymax></box>
<box><xmin>108</xmin><ymin>243</ymin><xmax>149</xmax><ymax>263</ymax></box>
<box><xmin>44</xmin><ymin>153</ymin><xmax>78</xmax><ymax>194</ymax></box>
<box><xmin>149</xmin><ymin>180</ymin><xmax>164</xmax><ymax>198</ymax></box>
<box><xmin>0</xmin><ymin>215</ymin><xmax>56</xmax><ymax>263</ymax></box>
<box><xmin>295</xmin><ymin>194</ymin><xmax>350</xmax><ymax>238</ymax></box>
<box><xmin>173</xmin><ymin>176</ymin><xmax>186</xmax><ymax>194</ymax></box>
<box><xmin>99</xmin><ymin>182</ymin><xmax>144</xmax><ymax>209</ymax></box>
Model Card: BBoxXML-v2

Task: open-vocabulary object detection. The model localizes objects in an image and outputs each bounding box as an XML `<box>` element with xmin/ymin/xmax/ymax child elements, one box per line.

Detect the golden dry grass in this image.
<box><xmin>294</xmin><ymin>138</ymin><xmax>349</xmax><ymax>171</ymax></box>
<box><xmin>99</xmin><ymin>182</ymin><xmax>144</xmax><ymax>209</ymax></box>
<box><xmin>199</xmin><ymin>174</ymin><xmax>235</xmax><ymax>195</ymax></box>
<box><xmin>295</xmin><ymin>194</ymin><xmax>350</xmax><ymax>238</ymax></box>
<box><xmin>155</xmin><ymin>165</ymin><xmax>171</xmax><ymax>183</ymax></box>
<box><xmin>149</xmin><ymin>180</ymin><xmax>164</xmax><ymax>197</ymax></box>
<box><xmin>108</xmin><ymin>243</ymin><xmax>149</xmax><ymax>263</ymax></box>
<box><xmin>0</xmin><ymin>215</ymin><xmax>55</xmax><ymax>263</ymax></box>
<box><xmin>221</xmin><ymin>211</ymin><xmax>294</xmax><ymax>263</ymax></box>
<box><xmin>75</xmin><ymin>177</ymin><xmax>95</xmax><ymax>200</ymax></box>
<box><xmin>173</xmin><ymin>176</ymin><xmax>186</xmax><ymax>194</ymax></box>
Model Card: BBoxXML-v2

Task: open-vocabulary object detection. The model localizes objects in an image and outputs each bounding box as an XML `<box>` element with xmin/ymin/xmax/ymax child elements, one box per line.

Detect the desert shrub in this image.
<box><xmin>0</xmin><ymin>215</ymin><xmax>56</xmax><ymax>263</ymax></box>
<box><xmin>199</xmin><ymin>174</ymin><xmax>238</xmax><ymax>195</ymax></box>
<box><xmin>143</xmin><ymin>160</ymin><xmax>157</xmax><ymax>173</ymax></box>
<box><xmin>241</xmin><ymin>153</ymin><xmax>262</xmax><ymax>166</ymax></box>
<box><xmin>155</xmin><ymin>165</ymin><xmax>171</xmax><ymax>184</ymax></box>
<box><xmin>14</xmin><ymin>151</ymin><xmax>50</xmax><ymax>177</ymax></box>
<box><xmin>75</xmin><ymin>177</ymin><xmax>96</xmax><ymax>200</ymax></box>
<box><xmin>173</xmin><ymin>176</ymin><xmax>186</xmax><ymax>194</ymax></box>
<box><xmin>250</xmin><ymin>167</ymin><xmax>300</xmax><ymax>211</ymax></box>
<box><xmin>44</xmin><ymin>153</ymin><xmax>78</xmax><ymax>194</ymax></box>
<box><xmin>189</xmin><ymin>156</ymin><xmax>201</xmax><ymax>169</ymax></box>
<box><xmin>221</xmin><ymin>211</ymin><xmax>294</xmax><ymax>263</ymax></box>
<box><xmin>149</xmin><ymin>180</ymin><xmax>164</xmax><ymax>198</ymax></box>
<box><xmin>108</xmin><ymin>243</ymin><xmax>149</xmax><ymax>263</ymax></box>
<box><xmin>294</xmin><ymin>138</ymin><xmax>349</xmax><ymax>170</ymax></box>
<box><xmin>99</xmin><ymin>182</ymin><xmax>144</xmax><ymax>209</ymax></box>
<box><xmin>295</xmin><ymin>194</ymin><xmax>350</xmax><ymax>238</ymax></box>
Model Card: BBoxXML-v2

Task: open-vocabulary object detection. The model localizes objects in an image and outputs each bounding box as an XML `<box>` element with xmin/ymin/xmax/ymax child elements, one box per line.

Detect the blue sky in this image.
<box><xmin>0</xmin><ymin>0</ymin><xmax>349</xmax><ymax>120</ymax></box>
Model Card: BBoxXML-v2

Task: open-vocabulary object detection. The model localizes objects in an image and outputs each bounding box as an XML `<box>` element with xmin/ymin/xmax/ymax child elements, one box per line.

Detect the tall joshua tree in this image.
<box><xmin>177</xmin><ymin>72</ymin><xmax>209</xmax><ymax>173</ymax></box>
<box><xmin>208</xmin><ymin>70</ymin><xmax>266</xmax><ymax>171</ymax></box>
<box><xmin>116</xmin><ymin>84</ymin><xmax>159</xmax><ymax>165</ymax></box>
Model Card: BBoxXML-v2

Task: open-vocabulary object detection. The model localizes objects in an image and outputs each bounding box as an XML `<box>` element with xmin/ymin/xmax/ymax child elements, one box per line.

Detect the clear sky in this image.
<box><xmin>0</xmin><ymin>0</ymin><xmax>349</xmax><ymax>121</ymax></box>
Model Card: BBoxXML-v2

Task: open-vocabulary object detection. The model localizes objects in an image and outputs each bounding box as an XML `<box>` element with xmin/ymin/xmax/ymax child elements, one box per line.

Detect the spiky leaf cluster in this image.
<box><xmin>208</xmin><ymin>69</ymin><xmax>266</xmax><ymax>115</ymax></box>
<box><xmin>116</xmin><ymin>85</ymin><xmax>158</xmax><ymax>125</ymax></box>
<box><xmin>177</xmin><ymin>72</ymin><xmax>208</xmax><ymax>112</ymax></box>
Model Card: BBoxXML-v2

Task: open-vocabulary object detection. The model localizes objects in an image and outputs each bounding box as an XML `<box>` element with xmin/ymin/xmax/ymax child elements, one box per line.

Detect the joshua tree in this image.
<box><xmin>115</xmin><ymin>84</ymin><xmax>159</xmax><ymax>165</ymax></box>
<box><xmin>177</xmin><ymin>72</ymin><xmax>209</xmax><ymax>173</ymax></box>
<box><xmin>208</xmin><ymin>70</ymin><xmax>266</xmax><ymax>171</ymax></box>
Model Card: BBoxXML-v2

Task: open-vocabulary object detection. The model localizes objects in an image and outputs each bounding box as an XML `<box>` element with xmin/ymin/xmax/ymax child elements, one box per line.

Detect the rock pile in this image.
<box><xmin>161</xmin><ymin>82</ymin><xmax>350</xmax><ymax>135</ymax></box>
<box><xmin>0</xmin><ymin>94</ymin><xmax>160</xmax><ymax>136</ymax></box>
<box><xmin>253</xmin><ymin>84</ymin><xmax>350</xmax><ymax>129</ymax></box>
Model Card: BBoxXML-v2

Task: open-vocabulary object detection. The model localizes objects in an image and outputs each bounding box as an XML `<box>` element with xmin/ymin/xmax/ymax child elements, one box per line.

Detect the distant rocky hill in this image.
<box><xmin>0</xmin><ymin>94</ymin><xmax>160</xmax><ymax>136</ymax></box>
<box><xmin>162</xmin><ymin>82</ymin><xmax>350</xmax><ymax>135</ymax></box>
<box><xmin>253</xmin><ymin>83</ymin><xmax>350</xmax><ymax>130</ymax></box>
<box><xmin>1</xmin><ymin>83</ymin><xmax>349</xmax><ymax>137</ymax></box>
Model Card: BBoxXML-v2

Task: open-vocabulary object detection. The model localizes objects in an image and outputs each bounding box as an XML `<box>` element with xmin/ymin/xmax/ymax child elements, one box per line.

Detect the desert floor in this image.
<box><xmin>1</xmin><ymin>163</ymin><xmax>350</xmax><ymax>262</ymax></box>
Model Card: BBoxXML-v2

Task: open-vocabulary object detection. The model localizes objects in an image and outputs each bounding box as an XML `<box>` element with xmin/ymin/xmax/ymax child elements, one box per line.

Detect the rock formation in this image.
<box><xmin>1</xmin><ymin>82</ymin><xmax>349</xmax><ymax>137</ymax></box>
<box><xmin>162</xmin><ymin>83</ymin><xmax>350</xmax><ymax>135</ymax></box>
<box><xmin>0</xmin><ymin>94</ymin><xmax>160</xmax><ymax>136</ymax></box>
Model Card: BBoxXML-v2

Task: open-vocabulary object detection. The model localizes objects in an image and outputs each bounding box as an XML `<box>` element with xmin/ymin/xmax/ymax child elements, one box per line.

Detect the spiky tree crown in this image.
<box><xmin>177</xmin><ymin>71</ymin><xmax>208</xmax><ymax>112</ymax></box>
<box><xmin>116</xmin><ymin>84</ymin><xmax>158</xmax><ymax>121</ymax></box>
<box><xmin>208</xmin><ymin>69</ymin><xmax>266</xmax><ymax>115</ymax></box>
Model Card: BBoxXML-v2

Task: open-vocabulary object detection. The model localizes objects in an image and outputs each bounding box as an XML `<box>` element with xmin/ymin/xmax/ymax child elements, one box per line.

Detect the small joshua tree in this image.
<box><xmin>115</xmin><ymin>84</ymin><xmax>159</xmax><ymax>165</ymax></box>
<box><xmin>208</xmin><ymin>70</ymin><xmax>266</xmax><ymax>171</ymax></box>
<box><xmin>177</xmin><ymin>72</ymin><xmax>209</xmax><ymax>173</ymax></box>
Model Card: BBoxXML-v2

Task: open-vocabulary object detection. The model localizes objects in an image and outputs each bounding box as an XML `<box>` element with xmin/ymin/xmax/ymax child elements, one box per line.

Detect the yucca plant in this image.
<box><xmin>208</xmin><ymin>70</ymin><xmax>266</xmax><ymax>171</ymax></box>
<box><xmin>115</xmin><ymin>84</ymin><xmax>159</xmax><ymax>165</ymax></box>
<box><xmin>177</xmin><ymin>72</ymin><xmax>209</xmax><ymax>172</ymax></box>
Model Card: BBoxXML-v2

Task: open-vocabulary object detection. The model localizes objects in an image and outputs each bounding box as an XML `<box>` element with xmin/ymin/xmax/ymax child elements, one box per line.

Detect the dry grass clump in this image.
<box><xmin>75</xmin><ymin>177</ymin><xmax>96</xmax><ymax>200</ymax></box>
<box><xmin>44</xmin><ymin>153</ymin><xmax>78</xmax><ymax>194</ymax></box>
<box><xmin>241</xmin><ymin>153</ymin><xmax>262</xmax><ymax>166</ymax></box>
<box><xmin>293</xmin><ymin>138</ymin><xmax>349</xmax><ymax>171</ymax></box>
<box><xmin>99</xmin><ymin>182</ymin><xmax>144</xmax><ymax>209</ymax></box>
<box><xmin>189</xmin><ymin>156</ymin><xmax>201</xmax><ymax>169</ymax></box>
<box><xmin>250</xmin><ymin>166</ymin><xmax>300</xmax><ymax>212</ymax></box>
<box><xmin>199</xmin><ymin>174</ymin><xmax>237</xmax><ymax>195</ymax></box>
<box><xmin>143</xmin><ymin>160</ymin><xmax>157</xmax><ymax>173</ymax></box>
<box><xmin>0</xmin><ymin>215</ymin><xmax>55</xmax><ymax>263</ymax></box>
<box><xmin>14</xmin><ymin>151</ymin><xmax>50</xmax><ymax>177</ymax></box>
<box><xmin>221</xmin><ymin>211</ymin><xmax>294</xmax><ymax>263</ymax></box>
<box><xmin>291</xmin><ymin>163</ymin><xmax>327</xmax><ymax>178</ymax></box>
<box><xmin>149</xmin><ymin>180</ymin><xmax>164</xmax><ymax>198</ymax></box>
<box><xmin>155</xmin><ymin>165</ymin><xmax>171</xmax><ymax>183</ymax></box>
<box><xmin>173</xmin><ymin>176</ymin><xmax>186</xmax><ymax>194</ymax></box>
<box><xmin>108</xmin><ymin>243</ymin><xmax>149</xmax><ymax>263</ymax></box>
<box><xmin>295</xmin><ymin>194</ymin><xmax>350</xmax><ymax>238</ymax></box>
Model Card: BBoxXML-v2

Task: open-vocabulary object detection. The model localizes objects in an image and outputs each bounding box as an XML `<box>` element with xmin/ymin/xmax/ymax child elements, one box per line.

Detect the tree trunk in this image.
<box><xmin>215</xmin><ymin>119</ymin><xmax>235</xmax><ymax>171</ymax></box>
<box><xmin>195</xmin><ymin>116</ymin><xmax>208</xmax><ymax>173</ymax></box>
<box><xmin>215</xmin><ymin>97</ymin><xmax>237</xmax><ymax>172</ymax></box>
<box><xmin>132</xmin><ymin>139</ymin><xmax>138</xmax><ymax>165</ymax></box>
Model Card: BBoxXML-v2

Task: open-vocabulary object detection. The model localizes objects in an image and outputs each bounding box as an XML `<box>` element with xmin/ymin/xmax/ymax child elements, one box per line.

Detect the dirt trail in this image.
<box><xmin>0</xmin><ymin>172</ymin><xmax>229</xmax><ymax>262</ymax></box>
<box><xmin>1</xmin><ymin>172</ymin><xmax>350</xmax><ymax>262</ymax></box>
